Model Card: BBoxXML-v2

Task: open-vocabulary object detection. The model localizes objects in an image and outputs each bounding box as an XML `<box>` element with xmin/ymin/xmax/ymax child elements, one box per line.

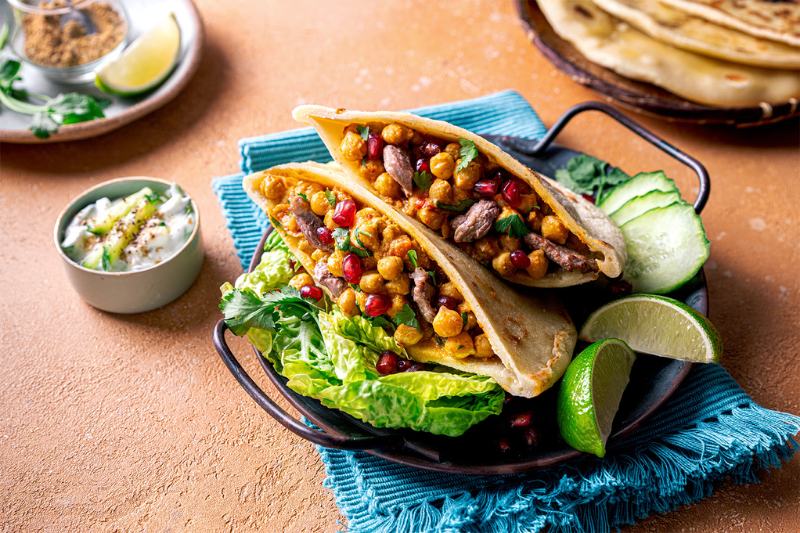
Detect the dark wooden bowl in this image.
<box><xmin>515</xmin><ymin>0</ymin><xmax>800</xmax><ymax>127</ymax></box>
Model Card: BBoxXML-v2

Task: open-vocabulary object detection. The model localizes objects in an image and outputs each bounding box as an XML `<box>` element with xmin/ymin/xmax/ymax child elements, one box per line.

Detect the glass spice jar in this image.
<box><xmin>6</xmin><ymin>0</ymin><xmax>130</xmax><ymax>83</ymax></box>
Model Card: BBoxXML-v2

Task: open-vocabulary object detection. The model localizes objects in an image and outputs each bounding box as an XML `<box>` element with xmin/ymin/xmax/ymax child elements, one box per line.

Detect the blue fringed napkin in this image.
<box><xmin>213</xmin><ymin>91</ymin><xmax>800</xmax><ymax>533</ymax></box>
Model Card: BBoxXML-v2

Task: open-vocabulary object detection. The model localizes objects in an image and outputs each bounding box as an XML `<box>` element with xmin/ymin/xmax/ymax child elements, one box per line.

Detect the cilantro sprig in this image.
<box><xmin>324</xmin><ymin>189</ymin><xmax>336</xmax><ymax>207</ymax></box>
<box><xmin>554</xmin><ymin>154</ymin><xmax>630</xmax><ymax>198</ymax></box>
<box><xmin>495</xmin><ymin>214</ymin><xmax>530</xmax><ymax>239</ymax></box>
<box><xmin>413</xmin><ymin>170</ymin><xmax>434</xmax><ymax>191</ymax></box>
<box><xmin>357</xmin><ymin>125</ymin><xmax>369</xmax><ymax>141</ymax></box>
<box><xmin>0</xmin><ymin>55</ymin><xmax>111</xmax><ymax>139</ymax></box>
<box><xmin>220</xmin><ymin>286</ymin><xmax>321</xmax><ymax>336</ymax></box>
<box><xmin>393</xmin><ymin>304</ymin><xmax>421</xmax><ymax>332</ymax></box>
<box><xmin>333</xmin><ymin>228</ymin><xmax>371</xmax><ymax>258</ymax></box>
<box><xmin>407</xmin><ymin>250</ymin><xmax>418</xmax><ymax>268</ymax></box>
<box><xmin>435</xmin><ymin>199</ymin><xmax>477</xmax><ymax>213</ymax></box>
<box><xmin>456</xmin><ymin>138</ymin><xmax>479</xmax><ymax>173</ymax></box>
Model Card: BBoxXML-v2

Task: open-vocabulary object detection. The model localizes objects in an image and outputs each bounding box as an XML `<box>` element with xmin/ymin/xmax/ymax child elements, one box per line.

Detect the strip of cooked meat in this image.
<box><xmin>451</xmin><ymin>199</ymin><xmax>500</xmax><ymax>243</ymax></box>
<box><xmin>383</xmin><ymin>145</ymin><xmax>413</xmax><ymax>196</ymax></box>
<box><xmin>410</xmin><ymin>268</ymin><xmax>436</xmax><ymax>323</ymax></box>
<box><xmin>524</xmin><ymin>232</ymin><xmax>599</xmax><ymax>274</ymax></box>
<box><xmin>313</xmin><ymin>262</ymin><xmax>347</xmax><ymax>298</ymax></box>
<box><xmin>290</xmin><ymin>195</ymin><xmax>333</xmax><ymax>252</ymax></box>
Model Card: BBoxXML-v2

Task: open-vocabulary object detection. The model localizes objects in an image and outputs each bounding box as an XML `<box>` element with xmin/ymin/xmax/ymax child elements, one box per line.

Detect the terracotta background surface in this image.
<box><xmin>1</xmin><ymin>1</ymin><xmax>799</xmax><ymax>531</ymax></box>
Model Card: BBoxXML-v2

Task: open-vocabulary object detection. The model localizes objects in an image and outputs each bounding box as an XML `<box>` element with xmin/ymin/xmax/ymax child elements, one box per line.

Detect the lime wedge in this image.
<box><xmin>95</xmin><ymin>14</ymin><xmax>181</xmax><ymax>96</ymax></box>
<box><xmin>579</xmin><ymin>295</ymin><xmax>723</xmax><ymax>363</ymax></box>
<box><xmin>557</xmin><ymin>339</ymin><xmax>636</xmax><ymax>457</ymax></box>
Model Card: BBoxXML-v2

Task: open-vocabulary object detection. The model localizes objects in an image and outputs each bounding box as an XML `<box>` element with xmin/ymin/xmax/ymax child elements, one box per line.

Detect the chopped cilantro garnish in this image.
<box><xmin>435</xmin><ymin>199</ymin><xmax>477</xmax><ymax>213</ymax></box>
<box><xmin>333</xmin><ymin>228</ymin><xmax>371</xmax><ymax>258</ymax></box>
<box><xmin>298</xmin><ymin>192</ymin><xmax>309</xmax><ymax>203</ymax></box>
<box><xmin>324</xmin><ymin>188</ymin><xmax>336</xmax><ymax>207</ymax></box>
<box><xmin>456</xmin><ymin>138</ymin><xmax>479</xmax><ymax>173</ymax></box>
<box><xmin>349</xmin><ymin>283</ymin><xmax>362</xmax><ymax>292</ymax></box>
<box><xmin>434</xmin><ymin>335</ymin><xmax>445</xmax><ymax>347</ymax></box>
<box><xmin>413</xmin><ymin>170</ymin><xmax>434</xmax><ymax>191</ymax></box>
<box><xmin>427</xmin><ymin>270</ymin><xmax>437</xmax><ymax>286</ymax></box>
<box><xmin>461</xmin><ymin>312</ymin><xmax>468</xmax><ymax>330</ymax></box>
<box><xmin>495</xmin><ymin>214</ymin><xmax>530</xmax><ymax>239</ymax></box>
<box><xmin>393</xmin><ymin>304</ymin><xmax>421</xmax><ymax>332</ymax></box>
<box><xmin>269</xmin><ymin>216</ymin><xmax>282</xmax><ymax>229</ymax></box>
<box><xmin>357</xmin><ymin>125</ymin><xmax>369</xmax><ymax>141</ymax></box>
<box><xmin>407</xmin><ymin>250</ymin><xmax>418</xmax><ymax>268</ymax></box>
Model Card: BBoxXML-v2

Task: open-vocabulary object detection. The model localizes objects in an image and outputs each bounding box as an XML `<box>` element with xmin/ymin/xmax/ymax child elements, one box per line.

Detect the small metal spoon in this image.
<box><xmin>61</xmin><ymin>0</ymin><xmax>96</xmax><ymax>35</ymax></box>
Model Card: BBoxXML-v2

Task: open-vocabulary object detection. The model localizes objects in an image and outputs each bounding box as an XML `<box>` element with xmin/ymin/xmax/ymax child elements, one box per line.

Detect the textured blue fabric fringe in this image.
<box><xmin>212</xmin><ymin>90</ymin><xmax>800</xmax><ymax>532</ymax></box>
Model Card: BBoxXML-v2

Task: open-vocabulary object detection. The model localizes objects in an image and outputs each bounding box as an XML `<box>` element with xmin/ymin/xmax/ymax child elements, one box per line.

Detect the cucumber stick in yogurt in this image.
<box><xmin>62</xmin><ymin>184</ymin><xmax>194</xmax><ymax>272</ymax></box>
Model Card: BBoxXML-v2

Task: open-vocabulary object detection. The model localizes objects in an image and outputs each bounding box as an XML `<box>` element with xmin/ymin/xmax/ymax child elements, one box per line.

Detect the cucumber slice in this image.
<box><xmin>598</xmin><ymin>171</ymin><xmax>679</xmax><ymax>215</ymax></box>
<box><xmin>87</xmin><ymin>187</ymin><xmax>153</xmax><ymax>235</ymax></box>
<box><xmin>610</xmin><ymin>190</ymin><xmax>682</xmax><ymax>227</ymax></box>
<box><xmin>621</xmin><ymin>201</ymin><xmax>709</xmax><ymax>294</ymax></box>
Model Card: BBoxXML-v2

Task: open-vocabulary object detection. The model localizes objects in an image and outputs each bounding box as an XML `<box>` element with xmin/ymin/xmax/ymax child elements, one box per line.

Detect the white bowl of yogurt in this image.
<box><xmin>54</xmin><ymin>177</ymin><xmax>204</xmax><ymax>314</ymax></box>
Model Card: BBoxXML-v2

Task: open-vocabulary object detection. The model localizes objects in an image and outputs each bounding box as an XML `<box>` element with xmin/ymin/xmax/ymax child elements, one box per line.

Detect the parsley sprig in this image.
<box><xmin>435</xmin><ymin>198</ymin><xmax>477</xmax><ymax>213</ymax></box>
<box><xmin>357</xmin><ymin>125</ymin><xmax>369</xmax><ymax>141</ymax></box>
<box><xmin>220</xmin><ymin>286</ymin><xmax>322</xmax><ymax>336</ymax></box>
<box><xmin>333</xmin><ymin>228</ymin><xmax>371</xmax><ymax>258</ymax></box>
<box><xmin>0</xmin><ymin>53</ymin><xmax>111</xmax><ymax>139</ymax></box>
<box><xmin>554</xmin><ymin>154</ymin><xmax>630</xmax><ymax>198</ymax></box>
<box><xmin>456</xmin><ymin>138</ymin><xmax>479</xmax><ymax>173</ymax></box>
<box><xmin>495</xmin><ymin>214</ymin><xmax>530</xmax><ymax>239</ymax></box>
<box><xmin>393</xmin><ymin>304</ymin><xmax>421</xmax><ymax>332</ymax></box>
<box><xmin>413</xmin><ymin>170</ymin><xmax>434</xmax><ymax>191</ymax></box>
<box><xmin>324</xmin><ymin>189</ymin><xmax>336</xmax><ymax>207</ymax></box>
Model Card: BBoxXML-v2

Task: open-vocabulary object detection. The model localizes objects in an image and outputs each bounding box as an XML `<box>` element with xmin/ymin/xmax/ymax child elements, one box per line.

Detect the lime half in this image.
<box><xmin>95</xmin><ymin>14</ymin><xmax>181</xmax><ymax>96</ymax></box>
<box><xmin>579</xmin><ymin>295</ymin><xmax>723</xmax><ymax>364</ymax></box>
<box><xmin>557</xmin><ymin>339</ymin><xmax>636</xmax><ymax>458</ymax></box>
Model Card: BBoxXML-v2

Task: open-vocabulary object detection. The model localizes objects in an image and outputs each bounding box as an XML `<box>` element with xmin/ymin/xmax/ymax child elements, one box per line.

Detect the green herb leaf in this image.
<box><xmin>461</xmin><ymin>312</ymin><xmax>468</xmax><ymax>330</ymax></box>
<box><xmin>220</xmin><ymin>286</ymin><xmax>316</xmax><ymax>336</ymax></box>
<box><xmin>554</xmin><ymin>154</ymin><xmax>630</xmax><ymax>197</ymax></box>
<box><xmin>298</xmin><ymin>192</ymin><xmax>309</xmax><ymax>203</ymax></box>
<box><xmin>434</xmin><ymin>335</ymin><xmax>445</xmax><ymax>347</ymax></box>
<box><xmin>269</xmin><ymin>216</ymin><xmax>282</xmax><ymax>228</ymax></box>
<box><xmin>435</xmin><ymin>199</ymin><xmax>477</xmax><ymax>213</ymax></box>
<box><xmin>407</xmin><ymin>250</ymin><xmax>418</xmax><ymax>269</ymax></box>
<box><xmin>427</xmin><ymin>270</ymin><xmax>437</xmax><ymax>286</ymax></box>
<box><xmin>393</xmin><ymin>304</ymin><xmax>421</xmax><ymax>332</ymax></box>
<box><xmin>412</xmin><ymin>170</ymin><xmax>434</xmax><ymax>191</ymax></box>
<box><xmin>29</xmin><ymin>112</ymin><xmax>58</xmax><ymax>139</ymax></box>
<box><xmin>349</xmin><ymin>283</ymin><xmax>362</xmax><ymax>292</ymax></box>
<box><xmin>0</xmin><ymin>59</ymin><xmax>21</xmax><ymax>88</ymax></box>
<box><xmin>357</xmin><ymin>125</ymin><xmax>369</xmax><ymax>141</ymax></box>
<box><xmin>333</xmin><ymin>228</ymin><xmax>371</xmax><ymax>258</ymax></box>
<box><xmin>456</xmin><ymin>138</ymin><xmax>479</xmax><ymax>173</ymax></box>
<box><xmin>366</xmin><ymin>314</ymin><xmax>395</xmax><ymax>331</ymax></box>
<box><xmin>494</xmin><ymin>214</ymin><xmax>530</xmax><ymax>239</ymax></box>
<box><xmin>324</xmin><ymin>188</ymin><xmax>336</xmax><ymax>207</ymax></box>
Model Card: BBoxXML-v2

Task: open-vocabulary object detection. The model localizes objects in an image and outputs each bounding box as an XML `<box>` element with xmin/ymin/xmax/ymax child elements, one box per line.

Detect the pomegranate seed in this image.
<box><xmin>367</xmin><ymin>133</ymin><xmax>384</xmax><ymax>160</ymax></box>
<box><xmin>435</xmin><ymin>295</ymin><xmax>459</xmax><ymax>310</ymax></box>
<box><xmin>510</xmin><ymin>411</ymin><xmax>533</xmax><ymax>428</ymax></box>
<box><xmin>420</xmin><ymin>142</ymin><xmax>441</xmax><ymax>158</ymax></box>
<box><xmin>501</xmin><ymin>180</ymin><xmax>522</xmax><ymax>208</ymax></box>
<box><xmin>415</xmin><ymin>158</ymin><xmax>430</xmax><ymax>174</ymax></box>
<box><xmin>509</xmin><ymin>249</ymin><xmax>531</xmax><ymax>269</ymax></box>
<box><xmin>407</xmin><ymin>363</ymin><xmax>425</xmax><ymax>372</ymax></box>
<box><xmin>524</xmin><ymin>428</ymin><xmax>540</xmax><ymax>448</ymax></box>
<box><xmin>489</xmin><ymin>168</ymin><xmax>507</xmax><ymax>183</ymax></box>
<box><xmin>581</xmin><ymin>194</ymin><xmax>596</xmax><ymax>204</ymax></box>
<box><xmin>316</xmin><ymin>226</ymin><xmax>334</xmax><ymax>245</ymax></box>
<box><xmin>396</xmin><ymin>359</ymin><xmax>412</xmax><ymax>372</ymax></box>
<box><xmin>376</xmin><ymin>351</ymin><xmax>399</xmax><ymax>375</ymax></box>
<box><xmin>364</xmin><ymin>294</ymin><xmax>391</xmax><ymax>317</ymax></box>
<box><xmin>342</xmin><ymin>253</ymin><xmax>362</xmax><ymax>284</ymax></box>
<box><xmin>332</xmin><ymin>199</ymin><xmax>356</xmax><ymax>227</ymax></box>
<box><xmin>473</xmin><ymin>179</ymin><xmax>499</xmax><ymax>198</ymax></box>
<box><xmin>300</xmin><ymin>285</ymin><xmax>323</xmax><ymax>301</ymax></box>
<box><xmin>503</xmin><ymin>392</ymin><xmax>515</xmax><ymax>406</ymax></box>
<box><xmin>498</xmin><ymin>438</ymin><xmax>512</xmax><ymax>452</ymax></box>
<box><xmin>608</xmin><ymin>279</ymin><xmax>633</xmax><ymax>298</ymax></box>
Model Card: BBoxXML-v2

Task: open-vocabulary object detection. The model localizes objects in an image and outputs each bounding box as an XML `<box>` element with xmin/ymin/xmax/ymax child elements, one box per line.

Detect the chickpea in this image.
<box><xmin>324</xmin><ymin>209</ymin><xmax>338</xmax><ymax>230</ymax></box>
<box><xmin>542</xmin><ymin>215</ymin><xmax>568</xmax><ymax>244</ymax></box>
<box><xmin>338</xmin><ymin>288</ymin><xmax>359</xmax><ymax>317</ymax></box>
<box><xmin>454</xmin><ymin>160</ymin><xmax>481</xmax><ymax>190</ymax></box>
<box><xmin>394</xmin><ymin>324</ymin><xmax>423</xmax><ymax>346</ymax></box>
<box><xmin>441</xmin><ymin>221</ymin><xmax>452</xmax><ymax>240</ymax></box>
<box><xmin>452</xmin><ymin>186</ymin><xmax>472</xmax><ymax>204</ymax></box>
<box><xmin>418</xmin><ymin>205</ymin><xmax>446</xmax><ymax>230</ymax></box>
<box><xmin>380</xmin><ymin>224</ymin><xmax>403</xmax><ymax>251</ymax></box>
<box><xmin>327</xmin><ymin>250</ymin><xmax>347</xmax><ymax>277</ymax></box>
<box><xmin>526</xmin><ymin>250</ymin><xmax>549</xmax><ymax>279</ymax></box>
<box><xmin>410</xmin><ymin>131</ymin><xmax>425</xmax><ymax>145</ymax></box>
<box><xmin>433</xmin><ymin>307</ymin><xmax>463</xmax><ymax>338</ymax></box>
<box><xmin>309</xmin><ymin>191</ymin><xmax>331</xmax><ymax>216</ymax></box>
<box><xmin>492</xmin><ymin>252</ymin><xmax>516</xmax><ymax>277</ymax></box>
<box><xmin>387</xmin><ymin>294</ymin><xmax>409</xmax><ymax>318</ymax></box>
<box><xmin>385</xmin><ymin>273</ymin><xmax>411</xmax><ymax>295</ymax></box>
<box><xmin>438</xmin><ymin>282</ymin><xmax>463</xmax><ymax>302</ymax></box>
<box><xmin>340</xmin><ymin>131</ymin><xmax>367</xmax><ymax>161</ymax></box>
<box><xmin>474</xmin><ymin>334</ymin><xmax>494</xmax><ymax>358</ymax></box>
<box><xmin>474</xmin><ymin>236</ymin><xmax>500</xmax><ymax>263</ymax></box>
<box><xmin>445</xmin><ymin>332</ymin><xmax>476</xmax><ymax>358</ymax></box>
<box><xmin>289</xmin><ymin>273</ymin><xmax>314</xmax><ymax>290</ymax></box>
<box><xmin>344</xmin><ymin>124</ymin><xmax>359</xmax><ymax>135</ymax></box>
<box><xmin>359</xmin><ymin>271</ymin><xmax>386</xmax><ymax>294</ymax></box>
<box><xmin>357</xmin><ymin>159</ymin><xmax>385</xmax><ymax>181</ymax></box>
<box><xmin>286</xmin><ymin>214</ymin><xmax>299</xmax><ymax>233</ymax></box>
<box><xmin>388</xmin><ymin>235</ymin><xmax>414</xmax><ymax>258</ymax></box>
<box><xmin>374</xmin><ymin>172</ymin><xmax>402</xmax><ymax>199</ymax></box>
<box><xmin>527</xmin><ymin>209</ymin><xmax>544</xmax><ymax>232</ymax></box>
<box><xmin>456</xmin><ymin>301</ymin><xmax>471</xmax><ymax>314</ymax></box>
<box><xmin>353</xmin><ymin>223</ymin><xmax>380</xmax><ymax>252</ymax></box>
<box><xmin>464</xmin><ymin>312</ymin><xmax>478</xmax><ymax>330</ymax></box>
<box><xmin>518</xmin><ymin>193</ymin><xmax>539</xmax><ymax>214</ymax></box>
<box><xmin>429</xmin><ymin>152</ymin><xmax>455</xmax><ymax>180</ymax></box>
<box><xmin>401</xmin><ymin>199</ymin><xmax>417</xmax><ymax>218</ymax></box>
<box><xmin>298</xmin><ymin>239</ymin><xmax>315</xmax><ymax>254</ymax></box>
<box><xmin>311</xmin><ymin>249</ymin><xmax>329</xmax><ymax>263</ymax></box>
<box><xmin>444</xmin><ymin>142</ymin><xmax>461</xmax><ymax>161</ymax></box>
<box><xmin>270</xmin><ymin>204</ymin><xmax>292</xmax><ymax>228</ymax></box>
<box><xmin>499</xmin><ymin>205</ymin><xmax>522</xmax><ymax>221</ymax></box>
<box><xmin>261</xmin><ymin>174</ymin><xmax>285</xmax><ymax>200</ymax></box>
<box><xmin>355</xmin><ymin>290</ymin><xmax>369</xmax><ymax>313</ymax></box>
<box><xmin>428</xmin><ymin>179</ymin><xmax>453</xmax><ymax>205</ymax></box>
<box><xmin>499</xmin><ymin>234</ymin><xmax>521</xmax><ymax>252</ymax></box>
<box><xmin>381</xmin><ymin>123</ymin><xmax>414</xmax><ymax>145</ymax></box>
<box><xmin>354</xmin><ymin>207</ymin><xmax>379</xmax><ymax>226</ymax></box>
<box><xmin>361</xmin><ymin>256</ymin><xmax>378</xmax><ymax>271</ymax></box>
<box><xmin>377</xmin><ymin>256</ymin><xmax>404</xmax><ymax>281</ymax></box>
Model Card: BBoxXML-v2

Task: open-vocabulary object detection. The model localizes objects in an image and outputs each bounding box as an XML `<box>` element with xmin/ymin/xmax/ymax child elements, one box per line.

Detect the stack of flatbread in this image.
<box><xmin>537</xmin><ymin>0</ymin><xmax>800</xmax><ymax>107</ymax></box>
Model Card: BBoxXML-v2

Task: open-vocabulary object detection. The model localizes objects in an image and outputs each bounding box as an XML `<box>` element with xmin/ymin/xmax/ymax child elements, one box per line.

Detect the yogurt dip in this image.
<box><xmin>62</xmin><ymin>183</ymin><xmax>194</xmax><ymax>272</ymax></box>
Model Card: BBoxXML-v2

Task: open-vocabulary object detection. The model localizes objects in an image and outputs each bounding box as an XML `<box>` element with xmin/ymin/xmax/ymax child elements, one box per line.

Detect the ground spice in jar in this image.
<box><xmin>21</xmin><ymin>1</ymin><xmax>126</xmax><ymax>68</ymax></box>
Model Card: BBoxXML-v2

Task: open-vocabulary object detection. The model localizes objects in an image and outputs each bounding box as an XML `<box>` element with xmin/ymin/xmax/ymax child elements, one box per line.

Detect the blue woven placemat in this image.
<box><xmin>212</xmin><ymin>90</ymin><xmax>800</xmax><ymax>533</ymax></box>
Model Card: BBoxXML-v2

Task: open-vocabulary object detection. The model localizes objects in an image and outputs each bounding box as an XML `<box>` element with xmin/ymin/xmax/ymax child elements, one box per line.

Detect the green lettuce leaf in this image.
<box><xmin>234</xmin><ymin>246</ymin><xmax>296</xmax><ymax>297</ymax></box>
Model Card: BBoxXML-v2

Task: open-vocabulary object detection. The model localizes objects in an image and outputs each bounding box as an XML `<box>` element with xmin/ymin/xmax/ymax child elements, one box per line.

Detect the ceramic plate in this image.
<box><xmin>0</xmin><ymin>0</ymin><xmax>203</xmax><ymax>143</ymax></box>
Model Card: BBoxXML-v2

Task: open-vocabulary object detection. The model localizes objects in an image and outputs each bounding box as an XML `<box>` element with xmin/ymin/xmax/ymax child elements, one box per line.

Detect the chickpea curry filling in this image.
<box><xmin>260</xmin><ymin>174</ymin><xmax>498</xmax><ymax>360</ymax></box>
<box><xmin>339</xmin><ymin>122</ymin><xmax>602</xmax><ymax>279</ymax></box>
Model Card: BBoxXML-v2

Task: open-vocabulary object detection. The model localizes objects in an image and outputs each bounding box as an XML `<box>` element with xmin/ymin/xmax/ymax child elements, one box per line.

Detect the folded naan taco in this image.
<box><xmin>292</xmin><ymin>106</ymin><xmax>626</xmax><ymax>288</ymax></box>
<box><xmin>244</xmin><ymin>162</ymin><xmax>576</xmax><ymax>397</ymax></box>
